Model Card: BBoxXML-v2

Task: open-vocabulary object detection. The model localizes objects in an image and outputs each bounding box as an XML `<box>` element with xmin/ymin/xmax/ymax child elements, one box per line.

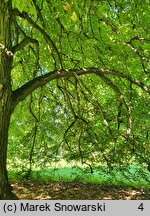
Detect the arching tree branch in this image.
<box><xmin>12</xmin><ymin>67</ymin><xmax>150</xmax><ymax>111</ymax></box>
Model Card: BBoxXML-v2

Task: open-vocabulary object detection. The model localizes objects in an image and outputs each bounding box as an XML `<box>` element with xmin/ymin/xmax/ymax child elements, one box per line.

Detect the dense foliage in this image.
<box><xmin>6</xmin><ymin>0</ymin><xmax>149</xmax><ymax>175</ymax></box>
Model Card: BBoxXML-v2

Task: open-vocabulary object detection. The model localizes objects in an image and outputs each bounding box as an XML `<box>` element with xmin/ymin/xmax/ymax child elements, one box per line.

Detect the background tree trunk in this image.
<box><xmin>0</xmin><ymin>0</ymin><xmax>18</xmax><ymax>199</ymax></box>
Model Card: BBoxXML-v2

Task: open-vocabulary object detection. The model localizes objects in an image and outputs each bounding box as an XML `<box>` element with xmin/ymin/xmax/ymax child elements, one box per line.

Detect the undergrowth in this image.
<box><xmin>8</xmin><ymin>161</ymin><xmax>150</xmax><ymax>189</ymax></box>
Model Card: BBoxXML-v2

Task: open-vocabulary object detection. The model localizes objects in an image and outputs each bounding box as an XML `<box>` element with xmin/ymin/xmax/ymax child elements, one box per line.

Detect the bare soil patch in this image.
<box><xmin>12</xmin><ymin>181</ymin><xmax>150</xmax><ymax>200</ymax></box>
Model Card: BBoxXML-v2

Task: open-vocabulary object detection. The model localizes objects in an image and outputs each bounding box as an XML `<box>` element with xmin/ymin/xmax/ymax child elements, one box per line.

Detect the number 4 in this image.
<box><xmin>138</xmin><ymin>203</ymin><xmax>144</xmax><ymax>211</ymax></box>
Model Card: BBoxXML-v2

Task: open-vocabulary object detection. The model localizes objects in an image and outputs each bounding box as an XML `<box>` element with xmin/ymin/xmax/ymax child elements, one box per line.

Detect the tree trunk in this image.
<box><xmin>0</xmin><ymin>0</ymin><xmax>18</xmax><ymax>199</ymax></box>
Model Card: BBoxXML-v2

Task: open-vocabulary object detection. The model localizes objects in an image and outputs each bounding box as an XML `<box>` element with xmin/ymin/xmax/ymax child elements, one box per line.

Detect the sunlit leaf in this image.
<box><xmin>63</xmin><ymin>2</ymin><xmax>71</xmax><ymax>11</ymax></box>
<box><xmin>71</xmin><ymin>11</ymin><xmax>78</xmax><ymax>21</ymax></box>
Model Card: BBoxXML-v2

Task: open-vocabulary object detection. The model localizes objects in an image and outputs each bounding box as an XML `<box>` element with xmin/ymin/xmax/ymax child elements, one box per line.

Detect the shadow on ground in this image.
<box><xmin>12</xmin><ymin>181</ymin><xmax>150</xmax><ymax>200</ymax></box>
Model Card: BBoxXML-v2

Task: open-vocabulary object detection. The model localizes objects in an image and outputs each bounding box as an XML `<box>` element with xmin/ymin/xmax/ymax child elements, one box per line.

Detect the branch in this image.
<box><xmin>98</xmin><ymin>74</ymin><xmax>128</xmax><ymax>109</ymax></box>
<box><xmin>105</xmin><ymin>69</ymin><xmax>150</xmax><ymax>94</ymax></box>
<box><xmin>12</xmin><ymin>68</ymin><xmax>95</xmax><ymax>109</ymax></box>
<box><xmin>13</xmin><ymin>9</ymin><xmax>62</xmax><ymax>68</ymax></box>
<box><xmin>72</xmin><ymin>71</ymin><xmax>114</xmax><ymax>138</ymax></box>
<box><xmin>12</xmin><ymin>67</ymin><xmax>150</xmax><ymax>111</ymax></box>
<box><xmin>32</xmin><ymin>0</ymin><xmax>45</xmax><ymax>27</ymax></box>
<box><xmin>13</xmin><ymin>36</ymin><xmax>39</xmax><ymax>54</ymax></box>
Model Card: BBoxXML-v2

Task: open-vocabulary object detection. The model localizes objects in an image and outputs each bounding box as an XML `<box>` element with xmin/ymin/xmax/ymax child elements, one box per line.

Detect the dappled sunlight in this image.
<box><xmin>11</xmin><ymin>181</ymin><xmax>149</xmax><ymax>200</ymax></box>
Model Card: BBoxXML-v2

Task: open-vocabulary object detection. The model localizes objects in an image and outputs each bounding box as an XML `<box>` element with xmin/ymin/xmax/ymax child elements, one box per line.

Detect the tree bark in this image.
<box><xmin>0</xmin><ymin>0</ymin><xmax>18</xmax><ymax>200</ymax></box>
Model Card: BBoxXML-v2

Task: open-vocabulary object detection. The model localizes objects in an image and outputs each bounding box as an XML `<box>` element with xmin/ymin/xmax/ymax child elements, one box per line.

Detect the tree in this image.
<box><xmin>0</xmin><ymin>0</ymin><xmax>149</xmax><ymax>199</ymax></box>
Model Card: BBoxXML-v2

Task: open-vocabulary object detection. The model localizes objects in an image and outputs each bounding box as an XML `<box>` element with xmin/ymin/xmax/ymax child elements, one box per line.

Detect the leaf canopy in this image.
<box><xmin>7</xmin><ymin>0</ymin><xmax>150</xmax><ymax>170</ymax></box>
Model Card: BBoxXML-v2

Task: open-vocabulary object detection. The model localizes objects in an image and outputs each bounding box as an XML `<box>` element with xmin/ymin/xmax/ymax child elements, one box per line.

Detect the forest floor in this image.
<box><xmin>12</xmin><ymin>181</ymin><xmax>150</xmax><ymax>200</ymax></box>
